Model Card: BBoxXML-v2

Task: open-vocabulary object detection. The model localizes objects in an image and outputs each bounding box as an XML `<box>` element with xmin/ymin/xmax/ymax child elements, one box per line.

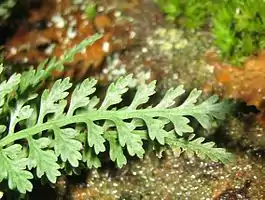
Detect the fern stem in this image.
<box><xmin>0</xmin><ymin>107</ymin><xmax>197</xmax><ymax>147</ymax></box>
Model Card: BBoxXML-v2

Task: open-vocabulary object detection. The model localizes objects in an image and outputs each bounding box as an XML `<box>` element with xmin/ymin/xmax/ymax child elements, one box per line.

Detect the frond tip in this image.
<box><xmin>0</xmin><ymin>74</ymin><xmax>234</xmax><ymax>193</ymax></box>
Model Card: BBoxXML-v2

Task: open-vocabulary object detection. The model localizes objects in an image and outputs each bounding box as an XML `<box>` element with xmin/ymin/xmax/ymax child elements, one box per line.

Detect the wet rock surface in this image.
<box><xmin>65</xmin><ymin>151</ymin><xmax>265</xmax><ymax>200</ymax></box>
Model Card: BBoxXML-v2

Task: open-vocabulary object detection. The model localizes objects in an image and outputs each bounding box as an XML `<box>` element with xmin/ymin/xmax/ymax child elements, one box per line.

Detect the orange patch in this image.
<box><xmin>205</xmin><ymin>51</ymin><xmax>265</xmax><ymax>126</ymax></box>
<box><xmin>206</xmin><ymin>51</ymin><xmax>265</xmax><ymax>109</ymax></box>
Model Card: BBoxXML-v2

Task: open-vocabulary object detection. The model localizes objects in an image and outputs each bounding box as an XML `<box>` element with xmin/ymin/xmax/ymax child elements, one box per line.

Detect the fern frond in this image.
<box><xmin>19</xmin><ymin>33</ymin><xmax>102</xmax><ymax>93</ymax></box>
<box><xmin>0</xmin><ymin>74</ymin><xmax>233</xmax><ymax>193</ymax></box>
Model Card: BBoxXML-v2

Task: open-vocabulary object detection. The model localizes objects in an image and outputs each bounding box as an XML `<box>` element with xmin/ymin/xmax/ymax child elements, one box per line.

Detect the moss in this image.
<box><xmin>156</xmin><ymin>0</ymin><xmax>265</xmax><ymax>66</ymax></box>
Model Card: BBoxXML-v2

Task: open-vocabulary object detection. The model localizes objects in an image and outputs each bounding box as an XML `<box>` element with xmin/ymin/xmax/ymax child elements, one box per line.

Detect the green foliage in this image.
<box><xmin>155</xmin><ymin>0</ymin><xmax>265</xmax><ymax>66</ymax></box>
<box><xmin>85</xmin><ymin>3</ymin><xmax>97</xmax><ymax>19</ymax></box>
<box><xmin>0</xmin><ymin>34</ymin><xmax>233</xmax><ymax>194</ymax></box>
<box><xmin>0</xmin><ymin>0</ymin><xmax>16</xmax><ymax>21</ymax></box>
<box><xmin>155</xmin><ymin>0</ymin><xmax>212</xmax><ymax>28</ymax></box>
<box><xmin>212</xmin><ymin>0</ymin><xmax>265</xmax><ymax>65</ymax></box>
